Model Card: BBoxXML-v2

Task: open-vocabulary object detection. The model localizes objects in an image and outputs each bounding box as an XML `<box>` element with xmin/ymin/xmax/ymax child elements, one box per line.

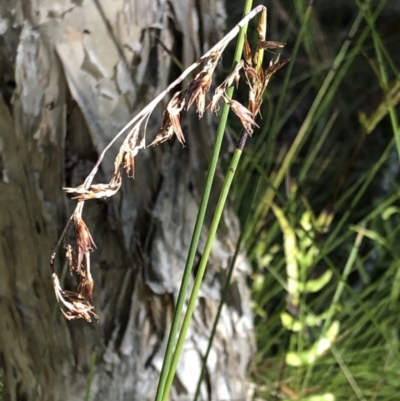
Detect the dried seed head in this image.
<box><xmin>52</xmin><ymin>6</ymin><xmax>290</xmax><ymax>324</ymax></box>
<box><xmin>209</xmin><ymin>61</ymin><xmax>244</xmax><ymax>113</ymax></box>
<box><xmin>116</xmin><ymin>144</ymin><xmax>139</xmax><ymax>178</ymax></box>
<box><xmin>63</xmin><ymin>172</ymin><xmax>122</xmax><ymax>201</ymax></box>
<box><xmin>167</xmin><ymin>92</ymin><xmax>186</xmax><ymax>144</ymax></box>
<box><xmin>150</xmin><ymin>114</ymin><xmax>174</xmax><ymax>146</ymax></box>
<box><xmin>244</xmin><ymin>65</ymin><xmax>259</xmax><ymax>81</ymax></box>
<box><xmin>123</xmin><ymin>149</ymin><xmax>136</xmax><ymax>178</ymax></box>
<box><xmin>227</xmin><ymin>98</ymin><xmax>259</xmax><ymax>136</ymax></box>
<box><xmin>209</xmin><ymin>86</ymin><xmax>224</xmax><ymax>113</ymax></box>
<box><xmin>259</xmin><ymin>40</ymin><xmax>286</xmax><ymax>50</ymax></box>
<box><xmin>78</xmin><ymin>252</ymin><xmax>94</xmax><ymax>300</ymax></box>
<box><xmin>186</xmin><ymin>79</ymin><xmax>207</xmax><ymax>117</ymax></box>
<box><xmin>71</xmin><ymin>216</ymin><xmax>95</xmax><ymax>274</ymax></box>
<box><xmin>248</xmin><ymin>90</ymin><xmax>258</xmax><ymax>117</ymax></box>
<box><xmin>150</xmin><ymin>91</ymin><xmax>186</xmax><ymax>146</ymax></box>
<box><xmin>75</xmin><ymin>217</ymin><xmax>96</xmax><ymax>254</ymax></box>
<box><xmin>264</xmin><ymin>58</ymin><xmax>290</xmax><ymax>78</ymax></box>
<box><xmin>187</xmin><ymin>52</ymin><xmax>220</xmax><ymax>117</ymax></box>
<box><xmin>242</xmin><ymin>55</ymin><xmax>289</xmax><ymax>117</ymax></box>
<box><xmin>78</xmin><ymin>275</ymin><xmax>94</xmax><ymax>301</ymax></box>
<box><xmin>52</xmin><ymin>273</ymin><xmax>99</xmax><ymax>322</ymax></box>
<box><xmin>65</xmin><ymin>244</ymin><xmax>75</xmax><ymax>274</ymax></box>
<box><xmin>115</xmin><ymin>126</ymin><xmax>142</xmax><ymax>178</ymax></box>
<box><xmin>243</xmin><ymin>37</ymin><xmax>253</xmax><ymax>65</ymax></box>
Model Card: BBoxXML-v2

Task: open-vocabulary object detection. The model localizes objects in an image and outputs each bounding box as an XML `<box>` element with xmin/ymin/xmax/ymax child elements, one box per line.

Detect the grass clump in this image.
<box><xmin>232</xmin><ymin>1</ymin><xmax>400</xmax><ymax>400</ymax></box>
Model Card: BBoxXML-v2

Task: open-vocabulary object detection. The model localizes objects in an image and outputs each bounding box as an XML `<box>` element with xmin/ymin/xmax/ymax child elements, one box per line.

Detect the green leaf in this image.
<box><xmin>298</xmin><ymin>269</ymin><xmax>333</xmax><ymax>293</ymax></box>
<box><xmin>382</xmin><ymin>205</ymin><xmax>400</xmax><ymax>220</ymax></box>
<box><xmin>286</xmin><ymin>320</ymin><xmax>340</xmax><ymax>366</ymax></box>
<box><xmin>281</xmin><ymin>311</ymin><xmax>328</xmax><ymax>331</ymax></box>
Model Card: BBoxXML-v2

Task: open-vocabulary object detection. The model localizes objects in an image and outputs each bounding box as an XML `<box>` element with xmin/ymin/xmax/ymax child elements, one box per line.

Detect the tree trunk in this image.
<box><xmin>0</xmin><ymin>1</ymin><xmax>255</xmax><ymax>400</ymax></box>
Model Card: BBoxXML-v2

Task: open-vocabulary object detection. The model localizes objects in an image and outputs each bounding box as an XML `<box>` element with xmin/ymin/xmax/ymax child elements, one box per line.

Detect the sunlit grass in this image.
<box><xmin>230</xmin><ymin>0</ymin><xmax>400</xmax><ymax>400</ymax></box>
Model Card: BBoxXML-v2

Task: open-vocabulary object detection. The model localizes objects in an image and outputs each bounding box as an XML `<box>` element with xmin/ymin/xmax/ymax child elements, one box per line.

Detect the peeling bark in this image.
<box><xmin>0</xmin><ymin>1</ymin><xmax>255</xmax><ymax>400</ymax></box>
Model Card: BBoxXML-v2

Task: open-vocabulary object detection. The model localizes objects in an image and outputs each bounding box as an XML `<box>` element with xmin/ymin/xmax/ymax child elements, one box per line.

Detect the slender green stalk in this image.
<box><xmin>154</xmin><ymin>2</ymin><xmax>254</xmax><ymax>400</ymax></box>
<box><xmin>325</xmin><ymin>138</ymin><xmax>394</xmax><ymax>250</ymax></box>
<box><xmin>192</xmin><ymin>230</ymin><xmax>242</xmax><ymax>401</ymax></box>
<box><xmin>331</xmin><ymin>346</ymin><xmax>366</xmax><ymax>400</ymax></box>
<box><xmin>84</xmin><ymin>352</ymin><xmax>96</xmax><ymax>401</ymax></box>
<box><xmin>162</xmin><ymin>147</ymin><xmax>244</xmax><ymax>401</ymax></box>
<box><xmin>269</xmin><ymin>2</ymin><xmax>313</xmax><ymax>137</ymax></box>
<box><xmin>355</xmin><ymin>0</ymin><xmax>400</xmax><ymax>160</ymax></box>
<box><xmin>298</xmin><ymin>110</ymin><xmax>339</xmax><ymax>182</ymax></box>
<box><xmin>192</xmin><ymin>177</ymin><xmax>259</xmax><ymax>401</ymax></box>
<box><xmin>268</xmin><ymin>10</ymin><xmax>363</xmax><ymax>201</ymax></box>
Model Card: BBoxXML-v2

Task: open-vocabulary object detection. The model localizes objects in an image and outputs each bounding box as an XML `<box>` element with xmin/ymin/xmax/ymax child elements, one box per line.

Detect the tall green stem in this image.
<box><xmin>192</xmin><ymin>176</ymin><xmax>259</xmax><ymax>401</ymax></box>
<box><xmin>162</xmin><ymin>147</ymin><xmax>244</xmax><ymax>401</ymax></box>
<box><xmin>154</xmin><ymin>1</ymin><xmax>254</xmax><ymax>400</ymax></box>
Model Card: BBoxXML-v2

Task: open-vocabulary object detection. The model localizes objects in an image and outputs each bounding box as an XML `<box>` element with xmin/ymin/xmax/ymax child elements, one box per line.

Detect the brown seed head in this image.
<box><xmin>52</xmin><ymin>273</ymin><xmax>99</xmax><ymax>322</ymax></box>
<box><xmin>187</xmin><ymin>52</ymin><xmax>220</xmax><ymax>117</ymax></box>
<box><xmin>243</xmin><ymin>37</ymin><xmax>253</xmax><ymax>65</ymax></box>
<box><xmin>258</xmin><ymin>40</ymin><xmax>286</xmax><ymax>50</ymax></box>
<box><xmin>115</xmin><ymin>126</ymin><xmax>142</xmax><ymax>178</ymax></box>
<box><xmin>265</xmin><ymin>58</ymin><xmax>290</xmax><ymax>78</ymax></box>
<box><xmin>227</xmin><ymin>98</ymin><xmax>259</xmax><ymax>136</ymax></box>
<box><xmin>167</xmin><ymin>92</ymin><xmax>186</xmax><ymax>145</ymax></box>
<box><xmin>209</xmin><ymin>61</ymin><xmax>244</xmax><ymax>113</ymax></box>
<box><xmin>64</xmin><ymin>172</ymin><xmax>122</xmax><ymax>201</ymax></box>
<box><xmin>78</xmin><ymin>275</ymin><xmax>94</xmax><ymax>301</ymax></box>
<box><xmin>73</xmin><ymin>216</ymin><xmax>96</xmax><ymax>272</ymax></box>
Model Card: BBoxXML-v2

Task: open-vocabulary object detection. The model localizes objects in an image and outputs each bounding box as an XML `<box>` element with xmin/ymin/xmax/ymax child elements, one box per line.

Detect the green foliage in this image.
<box><xmin>231</xmin><ymin>0</ymin><xmax>400</xmax><ymax>399</ymax></box>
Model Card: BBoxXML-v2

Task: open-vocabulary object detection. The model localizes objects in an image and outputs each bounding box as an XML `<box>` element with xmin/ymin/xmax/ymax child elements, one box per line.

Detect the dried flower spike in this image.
<box><xmin>115</xmin><ymin>125</ymin><xmax>143</xmax><ymax>178</ymax></box>
<box><xmin>52</xmin><ymin>273</ymin><xmax>98</xmax><ymax>322</ymax></box>
<box><xmin>186</xmin><ymin>52</ymin><xmax>220</xmax><ymax>117</ymax></box>
<box><xmin>209</xmin><ymin>61</ymin><xmax>244</xmax><ymax>113</ymax></box>
<box><xmin>50</xmin><ymin>5</ymin><xmax>288</xmax><ymax>322</ymax></box>
<box><xmin>226</xmin><ymin>98</ymin><xmax>259</xmax><ymax>135</ymax></box>
<box><xmin>63</xmin><ymin>172</ymin><xmax>122</xmax><ymax>201</ymax></box>
<box><xmin>73</xmin><ymin>216</ymin><xmax>96</xmax><ymax>273</ymax></box>
<box><xmin>150</xmin><ymin>91</ymin><xmax>186</xmax><ymax>146</ymax></box>
<box><xmin>259</xmin><ymin>40</ymin><xmax>286</xmax><ymax>50</ymax></box>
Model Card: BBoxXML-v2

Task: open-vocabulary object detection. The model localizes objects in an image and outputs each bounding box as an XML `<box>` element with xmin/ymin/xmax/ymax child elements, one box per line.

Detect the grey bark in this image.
<box><xmin>0</xmin><ymin>1</ymin><xmax>255</xmax><ymax>400</ymax></box>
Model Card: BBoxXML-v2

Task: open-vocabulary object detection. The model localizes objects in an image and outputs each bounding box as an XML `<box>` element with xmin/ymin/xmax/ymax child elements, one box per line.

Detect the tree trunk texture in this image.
<box><xmin>0</xmin><ymin>1</ymin><xmax>255</xmax><ymax>400</ymax></box>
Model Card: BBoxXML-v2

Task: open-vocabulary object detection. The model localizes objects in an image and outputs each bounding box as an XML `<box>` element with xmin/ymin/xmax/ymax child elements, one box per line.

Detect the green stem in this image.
<box><xmin>192</xmin><ymin>236</ymin><xmax>241</xmax><ymax>401</ymax></box>
<box><xmin>154</xmin><ymin>2</ymin><xmax>254</xmax><ymax>400</ymax></box>
<box><xmin>84</xmin><ymin>351</ymin><xmax>96</xmax><ymax>401</ymax></box>
<box><xmin>192</xmin><ymin>174</ymin><xmax>258</xmax><ymax>401</ymax></box>
<box><xmin>355</xmin><ymin>0</ymin><xmax>400</xmax><ymax>160</ymax></box>
<box><xmin>162</xmin><ymin>147</ymin><xmax>244</xmax><ymax>401</ymax></box>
